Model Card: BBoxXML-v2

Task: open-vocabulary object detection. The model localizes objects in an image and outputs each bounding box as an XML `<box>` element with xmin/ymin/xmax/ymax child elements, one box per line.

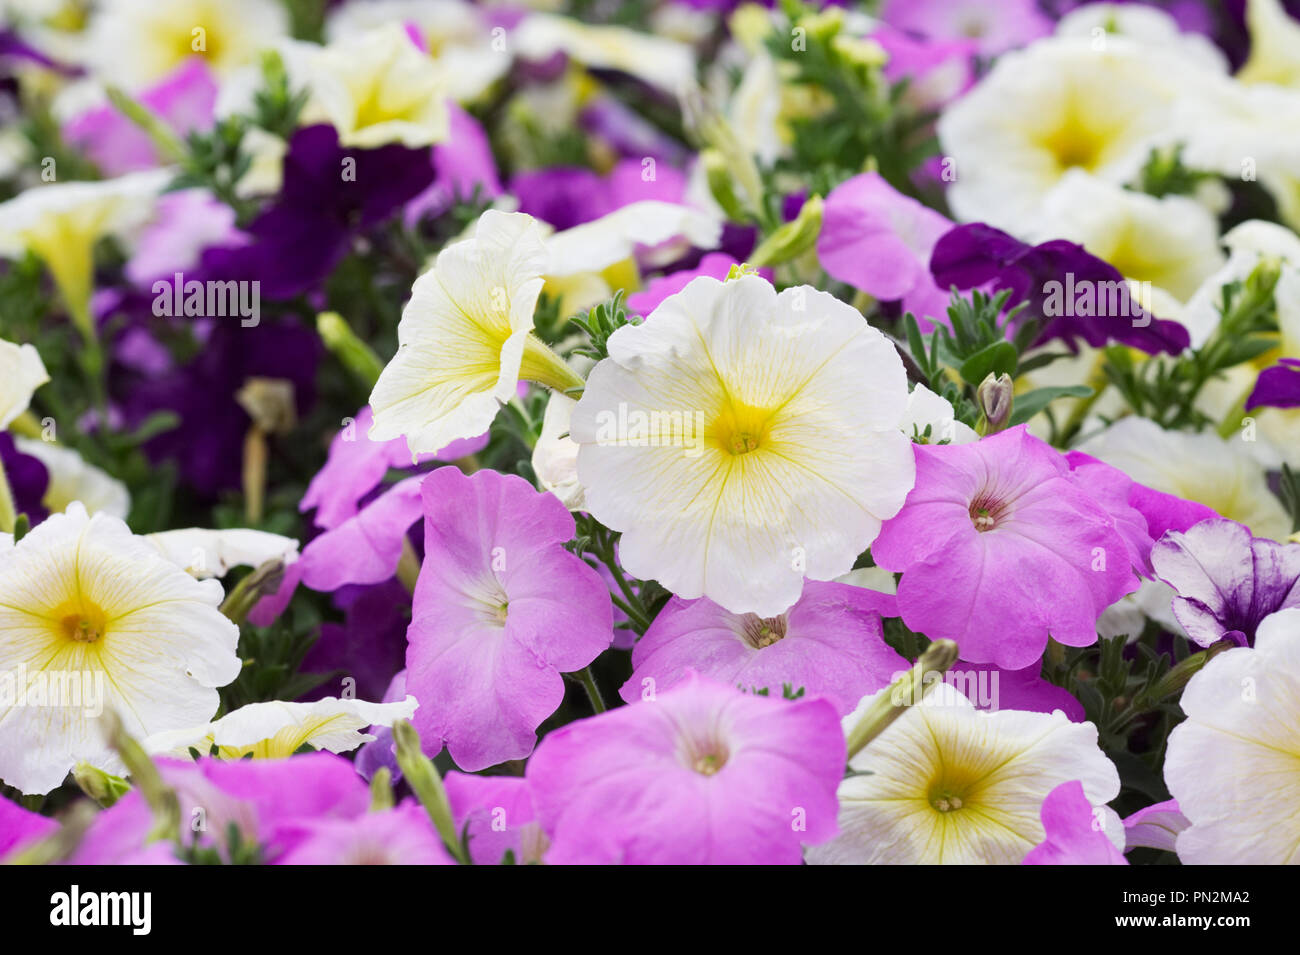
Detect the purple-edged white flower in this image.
<box><xmin>619</xmin><ymin>581</ymin><xmax>905</xmax><ymax>715</ymax></box>
<box><xmin>406</xmin><ymin>467</ymin><xmax>613</xmax><ymax>770</ymax></box>
<box><xmin>1151</xmin><ymin>518</ymin><xmax>1300</xmax><ymax>646</ymax></box>
<box><xmin>873</xmin><ymin>426</ymin><xmax>1143</xmax><ymax>669</ymax></box>
<box><xmin>1023</xmin><ymin>780</ymin><xmax>1127</xmax><ymax>865</ymax></box>
<box><xmin>526</xmin><ymin>673</ymin><xmax>845</xmax><ymax>864</ymax></box>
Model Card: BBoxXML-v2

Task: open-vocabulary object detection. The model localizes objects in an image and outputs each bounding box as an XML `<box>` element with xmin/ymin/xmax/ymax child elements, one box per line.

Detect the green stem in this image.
<box><xmin>392</xmin><ymin>720</ymin><xmax>468</xmax><ymax>864</ymax></box>
<box><xmin>575</xmin><ymin>666</ymin><xmax>607</xmax><ymax>714</ymax></box>
<box><xmin>844</xmin><ymin>640</ymin><xmax>959</xmax><ymax>761</ymax></box>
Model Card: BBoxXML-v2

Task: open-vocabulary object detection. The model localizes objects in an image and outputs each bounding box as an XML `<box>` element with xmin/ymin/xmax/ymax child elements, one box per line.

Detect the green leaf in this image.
<box><xmin>1007</xmin><ymin>385</ymin><xmax>1093</xmax><ymax>426</ymax></box>
<box><xmin>958</xmin><ymin>340</ymin><xmax>1018</xmax><ymax>386</ymax></box>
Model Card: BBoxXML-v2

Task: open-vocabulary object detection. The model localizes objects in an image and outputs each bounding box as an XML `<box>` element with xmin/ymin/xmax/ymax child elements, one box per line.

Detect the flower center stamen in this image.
<box><xmin>712</xmin><ymin>401</ymin><xmax>774</xmax><ymax>457</ymax></box>
<box><xmin>968</xmin><ymin>493</ymin><xmax>1009</xmax><ymax>533</ymax></box>
<box><xmin>59</xmin><ymin>605</ymin><xmax>107</xmax><ymax>644</ymax></box>
<box><xmin>739</xmin><ymin>613</ymin><xmax>788</xmax><ymax>649</ymax></box>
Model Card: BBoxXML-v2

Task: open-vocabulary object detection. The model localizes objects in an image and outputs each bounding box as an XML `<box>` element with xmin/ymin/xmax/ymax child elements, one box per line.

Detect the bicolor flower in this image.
<box><xmin>1164</xmin><ymin>608</ymin><xmax>1300</xmax><ymax>863</ymax></box>
<box><xmin>369</xmin><ymin>210</ymin><xmax>580</xmax><ymax>458</ymax></box>
<box><xmin>0</xmin><ymin>503</ymin><xmax>241</xmax><ymax>794</ymax></box>
<box><xmin>405</xmin><ymin>467</ymin><xmax>613</xmax><ymax>771</ymax></box>
<box><xmin>620</xmin><ymin>581</ymin><xmax>905</xmax><ymax>715</ymax></box>
<box><xmin>807</xmin><ymin>683</ymin><xmax>1120</xmax><ymax>864</ymax></box>
<box><xmin>873</xmin><ymin>426</ymin><xmax>1144</xmax><ymax>669</ymax></box>
<box><xmin>1151</xmin><ymin>517</ymin><xmax>1300</xmax><ymax>646</ymax></box>
<box><xmin>527</xmin><ymin>673</ymin><xmax>845</xmax><ymax>864</ymax></box>
<box><xmin>571</xmin><ymin>274</ymin><xmax>916</xmax><ymax>617</ymax></box>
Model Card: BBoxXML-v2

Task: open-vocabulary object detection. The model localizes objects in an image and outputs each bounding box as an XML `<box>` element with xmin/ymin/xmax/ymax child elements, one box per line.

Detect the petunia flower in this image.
<box><xmin>124</xmin><ymin>188</ymin><xmax>242</xmax><ymax>287</ymax></box>
<box><xmin>144</xmin><ymin>695</ymin><xmax>417</xmax><ymax>760</ymax></box>
<box><xmin>1164</xmin><ymin>607</ymin><xmax>1300</xmax><ymax>863</ymax></box>
<box><xmin>1022</xmin><ymin>780</ymin><xmax>1128</xmax><ymax>865</ymax></box>
<box><xmin>1247</xmin><ymin>357</ymin><xmax>1300</xmax><ymax>410</ymax></box>
<box><xmin>1150</xmin><ymin>517</ymin><xmax>1300</xmax><ymax>647</ymax></box>
<box><xmin>445</xmin><ymin>771</ymin><xmax>548</xmax><ymax>865</ymax></box>
<box><xmin>817</xmin><ymin>171</ymin><xmax>956</xmax><ymax>329</ymax></box>
<box><xmin>274</xmin><ymin>800</ymin><xmax>454</xmax><ymax>865</ymax></box>
<box><xmin>625</xmin><ymin>252</ymin><xmax>747</xmax><ymax>317</ymax></box>
<box><xmin>513</xmin><ymin>13</ymin><xmax>696</xmax><ymax>94</ymax></box>
<box><xmin>0</xmin><ymin>435</ymin><xmax>49</xmax><ymax>526</ymax></box>
<box><xmin>620</xmin><ymin>581</ymin><xmax>905</xmax><ymax>715</ymax></box>
<box><xmin>0</xmin><ymin>503</ymin><xmax>241</xmax><ymax>794</ymax></box>
<box><xmin>406</xmin><ymin>466</ymin><xmax>613</xmax><ymax>770</ymax></box>
<box><xmin>143</xmin><ymin>526</ymin><xmax>298</xmax><ymax>579</ymax></box>
<box><xmin>872</xmin><ymin>425</ymin><xmax>1143</xmax><ymax>669</ymax></box>
<box><xmin>929</xmin><ymin>222</ymin><xmax>1191</xmax><ymax>355</ymax></box>
<box><xmin>531</xmin><ymin>393</ymin><xmax>584</xmax><ymax>511</ymax></box>
<box><xmin>82</xmin><ymin>0</ymin><xmax>289</xmax><ymax>90</ymax></box>
<box><xmin>571</xmin><ymin>273</ymin><xmax>915</xmax><ymax>617</ymax></box>
<box><xmin>1237</xmin><ymin>0</ymin><xmax>1300</xmax><ymax>87</ymax></box>
<box><xmin>807</xmin><ymin>682</ymin><xmax>1120</xmax><ymax>864</ymax></box>
<box><xmin>1076</xmin><ymin>416</ymin><xmax>1291</xmax><ymax>541</ymax></box>
<box><xmin>879</xmin><ymin>0</ymin><xmax>1051</xmax><ymax>56</ymax></box>
<box><xmin>10</xmin><ymin>439</ymin><xmax>127</xmax><ymax>521</ymax></box>
<box><xmin>369</xmin><ymin>210</ymin><xmax>582</xmax><ymax>458</ymax></box>
<box><xmin>901</xmin><ymin>383</ymin><xmax>978</xmax><ymax>445</ymax></box>
<box><xmin>0</xmin><ymin>795</ymin><xmax>58</xmax><ymax>859</ymax></box>
<box><xmin>526</xmin><ymin>672</ymin><xmax>845</xmax><ymax>864</ymax></box>
<box><xmin>0</xmin><ymin>337</ymin><xmax>48</xmax><ymax>430</ymax></box>
<box><xmin>871</xmin><ymin>25</ymin><xmax>975</xmax><ymax>113</ymax></box>
<box><xmin>1122</xmin><ymin>798</ymin><xmax>1190</xmax><ymax>854</ymax></box>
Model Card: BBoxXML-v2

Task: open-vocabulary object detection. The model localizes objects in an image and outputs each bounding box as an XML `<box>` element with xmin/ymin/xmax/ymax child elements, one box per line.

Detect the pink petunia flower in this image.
<box><xmin>526</xmin><ymin>672</ymin><xmax>845</xmax><ymax>864</ymax></box>
<box><xmin>405</xmin><ymin>467</ymin><xmax>613</xmax><ymax>771</ymax></box>
<box><xmin>879</xmin><ymin>0</ymin><xmax>1052</xmax><ymax>56</ymax></box>
<box><xmin>274</xmin><ymin>801</ymin><xmax>454</xmax><ymax>865</ymax></box>
<box><xmin>1023</xmin><ymin>780</ymin><xmax>1128</xmax><ymax>865</ymax></box>
<box><xmin>619</xmin><ymin>580</ymin><xmax>904</xmax><ymax>715</ymax></box>
<box><xmin>445</xmin><ymin>771</ymin><xmax>548</xmax><ymax>865</ymax></box>
<box><xmin>873</xmin><ymin>426</ymin><xmax>1143</xmax><ymax>669</ymax></box>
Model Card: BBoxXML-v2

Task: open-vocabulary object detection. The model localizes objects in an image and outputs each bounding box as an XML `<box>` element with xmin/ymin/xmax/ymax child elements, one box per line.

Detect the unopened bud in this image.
<box><xmin>749</xmin><ymin>195</ymin><xmax>824</xmax><ymax>268</ymax></box>
<box><xmin>977</xmin><ymin>373</ymin><xmax>1014</xmax><ymax>434</ymax></box>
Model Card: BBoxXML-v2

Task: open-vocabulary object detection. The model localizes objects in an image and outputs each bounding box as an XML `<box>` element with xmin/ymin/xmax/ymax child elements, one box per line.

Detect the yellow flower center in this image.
<box><xmin>739</xmin><ymin>613</ymin><xmax>788</xmax><ymax>649</ymax></box>
<box><xmin>713</xmin><ymin>401</ymin><xmax>774</xmax><ymax>456</ymax></box>
<box><xmin>57</xmin><ymin>602</ymin><xmax>108</xmax><ymax>644</ymax></box>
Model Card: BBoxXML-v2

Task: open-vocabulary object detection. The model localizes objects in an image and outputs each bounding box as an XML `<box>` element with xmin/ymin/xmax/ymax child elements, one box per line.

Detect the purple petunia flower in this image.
<box><xmin>1150</xmin><ymin>517</ymin><xmax>1300</xmax><ymax>647</ymax></box>
<box><xmin>274</xmin><ymin>801</ymin><xmax>454</xmax><ymax>865</ymax></box>
<box><xmin>818</xmin><ymin>172</ymin><xmax>956</xmax><ymax>329</ymax></box>
<box><xmin>0</xmin><ymin>433</ymin><xmax>48</xmax><ymax>524</ymax></box>
<box><xmin>405</xmin><ymin>467</ymin><xmax>613</xmax><ymax>771</ymax></box>
<box><xmin>1022</xmin><ymin>780</ymin><xmax>1128</xmax><ymax>865</ymax></box>
<box><xmin>445</xmin><ymin>771</ymin><xmax>548</xmax><ymax>865</ymax></box>
<box><xmin>945</xmin><ymin>661</ymin><xmax>1087</xmax><ymax>721</ymax></box>
<box><xmin>526</xmin><ymin>672</ymin><xmax>845</xmax><ymax>864</ymax></box>
<box><xmin>1246</xmin><ymin>357</ymin><xmax>1300</xmax><ymax>410</ymax></box>
<box><xmin>619</xmin><ymin>580</ymin><xmax>905</xmax><ymax>715</ymax></box>
<box><xmin>930</xmin><ymin>222</ymin><xmax>1191</xmax><ymax>355</ymax></box>
<box><xmin>873</xmin><ymin>426</ymin><xmax>1144</xmax><ymax>669</ymax></box>
<box><xmin>1122</xmin><ymin>798</ymin><xmax>1189</xmax><ymax>853</ymax></box>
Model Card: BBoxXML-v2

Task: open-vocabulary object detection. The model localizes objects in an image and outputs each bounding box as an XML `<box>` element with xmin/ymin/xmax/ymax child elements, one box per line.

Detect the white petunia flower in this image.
<box><xmin>0</xmin><ymin>339</ymin><xmax>48</xmax><ymax>430</ymax></box>
<box><xmin>370</xmin><ymin>210</ymin><xmax>580</xmax><ymax>457</ymax></box>
<box><xmin>1180</xmin><ymin>220</ymin><xmax>1300</xmax><ymax>349</ymax></box>
<box><xmin>145</xmin><ymin>527</ymin><xmax>299</xmax><ymax>579</ymax></box>
<box><xmin>0</xmin><ymin>171</ymin><xmax>169</xmax><ymax>333</ymax></box>
<box><xmin>1237</xmin><ymin>0</ymin><xmax>1300</xmax><ymax>88</ymax></box>
<box><xmin>1075</xmin><ymin>416</ymin><xmax>1291</xmax><ymax>541</ymax></box>
<box><xmin>143</xmin><ymin>695</ymin><xmax>418</xmax><ymax>760</ymax></box>
<box><xmin>283</xmin><ymin>23</ymin><xmax>450</xmax><ymax>149</ymax></box>
<box><xmin>1164</xmin><ymin>608</ymin><xmax>1300</xmax><ymax>863</ymax></box>
<box><xmin>1056</xmin><ymin>3</ymin><xmax>1229</xmax><ymax>73</ymax></box>
<box><xmin>0</xmin><ymin>503</ymin><xmax>241</xmax><ymax>794</ymax></box>
<box><xmin>14</xmin><ymin>439</ymin><xmax>129</xmax><ymax>519</ymax></box>
<box><xmin>900</xmin><ymin>383</ymin><xmax>978</xmax><ymax>445</ymax></box>
<box><xmin>513</xmin><ymin>13</ymin><xmax>696</xmax><ymax>94</ymax></box>
<box><xmin>1033</xmin><ymin>170</ymin><xmax>1225</xmax><ymax>301</ymax></box>
<box><xmin>83</xmin><ymin>0</ymin><xmax>289</xmax><ymax>89</ymax></box>
<box><xmin>570</xmin><ymin>273</ymin><xmax>915</xmax><ymax>617</ymax></box>
<box><xmin>806</xmin><ymin>683</ymin><xmax>1122</xmax><ymax>864</ymax></box>
<box><xmin>532</xmin><ymin>392</ymin><xmax>585</xmax><ymax>511</ymax></box>
<box><xmin>937</xmin><ymin>35</ymin><xmax>1214</xmax><ymax>233</ymax></box>
<box><xmin>325</xmin><ymin>0</ymin><xmax>509</xmax><ymax>104</ymax></box>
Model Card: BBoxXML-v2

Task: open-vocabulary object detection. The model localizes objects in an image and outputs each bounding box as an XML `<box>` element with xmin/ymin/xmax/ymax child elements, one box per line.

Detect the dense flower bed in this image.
<box><xmin>0</xmin><ymin>0</ymin><xmax>1298</xmax><ymax>867</ymax></box>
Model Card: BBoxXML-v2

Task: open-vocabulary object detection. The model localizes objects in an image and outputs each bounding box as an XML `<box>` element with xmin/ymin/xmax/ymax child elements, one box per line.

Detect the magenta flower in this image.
<box><xmin>125</xmin><ymin>189</ymin><xmax>245</xmax><ymax>287</ymax></box>
<box><xmin>1122</xmin><ymin>799</ymin><xmax>1189</xmax><ymax>853</ymax></box>
<box><xmin>944</xmin><ymin>662</ymin><xmax>1087</xmax><ymax>721</ymax></box>
<box><xmin>879</xmin><ymin>0</ymin><xmax>1052</xmax><ymax>56</ymax></box>
<box><xmin>872</xmin><ymin>25</ymin><xmax>976</xmax><ymax>111</ymax></box>
<box><xmin>445</xmin><ymin>771</ymin><xmax>547</xmax><ymax>865</ymax></box>
<box><xmin>406</xmin><ymin>103</ymin><xmax>503</xmax><ymax>226</ymax></box>
<box><xmin>406</xmin><ymin>467</ymin><xmax>613</xmax><ymax>770</ymax></box>
<box><xmin>619</xmin><ymin>581</ymin><xmax>905</xmax><ymax>715</ymax></box>
<box><xmin>627</xmin><ymin>252</ymin><xmax>748</xmax><ymax>316</ymax></box>
<box><xmin>0</xmin><ymin>796</ymin><xmax>57</xmax><ymax>858</ymax></box>
<box><xmin>873</xmin><ymin>426</ymin><xmax>1143</xmax><ymax>668</ymax></box>
<box><xmin>1150</xmin><ymin>518</ymin><xmax>1300</xmax><ymax>647</ymax></box>
<box><xmin>275</xmin><ymin>801</ymin><xmax>454</xmax><ymax>865</ymax></box>
<box><xmin>1246</xmin><ymin>357</ymin><xmax>1300</xmax><ymax>410</ymax></box>
<box><xmin>526</xmin><ymin>673</ymin><xmax>845</xmax><ymax>864</ymax></box>
<box><xmin>1023</xmin><ymin>781</ymin><xmax>1128</xmax><ymax>865</ymax></box>
<box><xmin>817</xmin><ymin>172</ymin><xmax>955</xmax><ymax>329</ymax></box>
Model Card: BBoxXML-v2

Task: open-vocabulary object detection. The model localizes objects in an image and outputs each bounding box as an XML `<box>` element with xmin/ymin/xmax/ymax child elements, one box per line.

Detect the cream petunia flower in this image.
<box><xmin>324</xmin><ymin>0</ymin><xmax>509</xmax><ymax>104</ymax></box>
<box><xmin>532</xmin><ymin>392</ymin><xmax>585</xmax><ymax>511</ymax></box>
<box><xmin>806</xmin><ymin>683</ymin><xmax>1121</xmax><ymax>865</ymax></box>
<box><xmin>513</xmin><ymin>13</ymin><xmax>696</xmax><ymax>94</ymax></box>
<box><xmin>937</xmin><ymin>35</ymin><xmax>1212</xmax><ymax>233</ymax></box>
<box><xmin>0</xmin><ymin>171</ymin><xmax>169</xmax><ymax>335</ymax></box>
<box><xmin>0</xmin><ymin>339</ymin><xmax>48</xmax><ymax>430</ymax></box>
<box><xmin>1164</xmin><ymin>608</ymin><xmax>1300</xmax><ymax>864</ymax></box>
<box><xmin>14</xmin><ymin>439</ymin><xmax>129</xmax><ymax>519</ymax></box>
<box><xmin>83</xmin><ymin>0</ymin><xmax>289</xmax><ymax>89</ymax></box>
<box><xmin>1033</xmin><ymin>170</ymin><xmax>1225</xmax><ymax>301</ymax></box>
<box><xmin>0</xmin><ymin>503</ymin><xmax>241</xmax><ymax>794</ymax></box>
<box><xmin>370</xmin><ymin>210</ymin><xmax>580</xmax><ymax>457</ymax></box>
<box><xmin>1237</xmin><ymin>0</ymin><xmax>1300</xmax><ymax>88</ymax></box>
<box><xmin>1075</xmin><ymin>416</ymin><xmax>1291</xmax><ymax>541</ymax></box>
<box><xmin>144</xmin><ymin>527</ymin><xmax>299</xmax><ymax>579</ymax></box>
<box><xmin>143</xmin><ymin>695</ymin><xmax>417</xmax><ymax>760</ymax></box>
<box><xmin>570</xmin><ymin>273</ymin><xmax>915</xmax><ymax>617</ymax></box>
<box><xmin>284</xmin><ymin>23</ymin><xmax>450</xmax><ymax>149</ymax></box>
